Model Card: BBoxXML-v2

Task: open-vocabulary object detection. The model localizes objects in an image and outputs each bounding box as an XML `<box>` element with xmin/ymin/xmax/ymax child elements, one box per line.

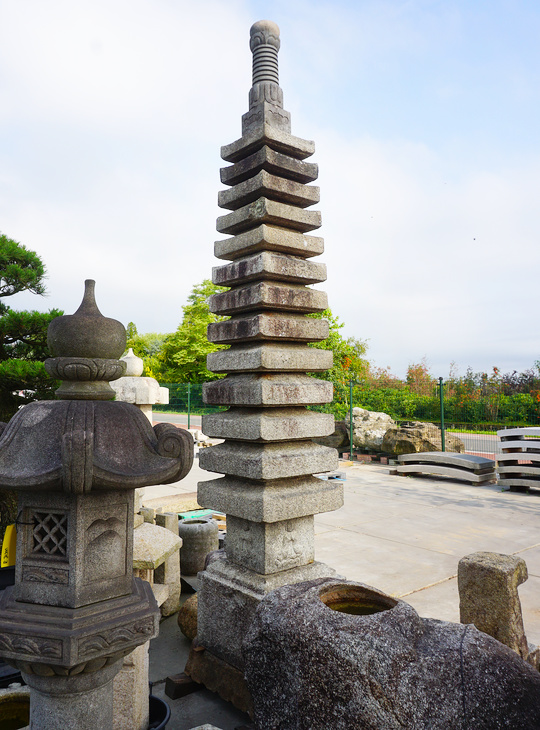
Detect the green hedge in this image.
<box><xmin>158</xmin><ymin>381</ymin><xmax>540</xmax><ymax>428</ymax></box>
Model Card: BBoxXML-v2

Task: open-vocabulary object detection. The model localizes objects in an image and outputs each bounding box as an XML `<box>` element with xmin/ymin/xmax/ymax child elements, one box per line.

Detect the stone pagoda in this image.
<box><xmin>0</xmin><ymin>280</ymin><xmax>193</xmax><ymax>730</ymax></box>
<box><xmin>191</xmin><ymin>19</ymin><xmax>343</xmax><ymax>692</ymax></box>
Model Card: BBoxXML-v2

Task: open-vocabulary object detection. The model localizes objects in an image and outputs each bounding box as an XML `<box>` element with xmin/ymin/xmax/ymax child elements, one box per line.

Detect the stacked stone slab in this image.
<box><xmin>194</xmin><ymin>20</ymin><xmax>343</xmax><ymax>678</ymax></box>
<box><xmin>497</xmin><ymin>427</ymin><xmax>540</xmax><ymax>492</ymax></box>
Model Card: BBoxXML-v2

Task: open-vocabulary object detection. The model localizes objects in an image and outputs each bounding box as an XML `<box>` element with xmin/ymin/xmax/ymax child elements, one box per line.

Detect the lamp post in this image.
<box><xmin>348</xmin><ymin>379</ymin><xmax>359</xmax><ymax>460</ymax></box>
<box><xmin>439</xmin><ymin>376</ymin><xmax>446</xmax><ymax>452</ymax></box>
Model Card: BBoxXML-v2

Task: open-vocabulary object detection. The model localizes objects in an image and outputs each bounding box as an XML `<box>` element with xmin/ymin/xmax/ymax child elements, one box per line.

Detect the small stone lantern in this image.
<box><xmin>0</xmin><ymin>280</ymin><xmax>193</xmax><ymax>730</ymax></box>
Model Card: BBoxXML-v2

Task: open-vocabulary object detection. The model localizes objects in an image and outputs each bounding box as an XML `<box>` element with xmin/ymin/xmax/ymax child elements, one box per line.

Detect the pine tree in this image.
<box><xmin>0</xmin><ymin>234</ymin><xmax>62</xmax><ymax>538</ymax></box>
<box><xmin>0</xmin><ymin>233</ymin><xmax>62</xmax><ymax>422</ymax></box>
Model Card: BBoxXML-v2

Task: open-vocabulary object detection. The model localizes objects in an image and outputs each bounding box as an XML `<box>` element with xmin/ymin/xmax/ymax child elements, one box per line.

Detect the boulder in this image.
<box><xmin>346</xmin><ymin>407</ymin><xmax>395</xmax><ymax>451</ymax></box>
<box><xmin>382</xmin><ymin>421</ymin><xmax>464</xmax><ymax>455</ymax></box>
<box><xmin>243</xmin><ymin>578</ymin><xmax>540</xmax><ymax>730</ymax></box>
<box><xmin>177</xmin><ymin>593</ymin><xmax>198</xmax><ymax>640</ymax></box>
<box><xmin>312</xmin><ymin>420</ymin><xmax>348</xmax><ymax>451</ymax></box>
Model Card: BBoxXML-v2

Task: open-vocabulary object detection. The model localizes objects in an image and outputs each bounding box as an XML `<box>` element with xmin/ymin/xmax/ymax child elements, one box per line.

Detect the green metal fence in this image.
<box><xmin>340</xmin><ymin>376</ymin><xmax>540</xmax><ymax>458</ymax></box>
<box><xmin>155</xmin><ymin>383</ymin><xmax>225</xmax><ymax>418</ymax></box>
<box><xmin>156</xmin><ymin>378</ymin><xmax>540</xmax><ymax>458</ymax></box>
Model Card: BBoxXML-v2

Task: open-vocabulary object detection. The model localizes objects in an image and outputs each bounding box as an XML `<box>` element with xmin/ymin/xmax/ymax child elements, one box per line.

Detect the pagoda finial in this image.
<box><xmin>250</xmin><ymin>20</ymin><xmax>280</xmax><ymax>85</ymax></box>
<box><xmin>244</xmin><ymin>19</ymin><xmax>290</xmax><ymax>133</ymax></box>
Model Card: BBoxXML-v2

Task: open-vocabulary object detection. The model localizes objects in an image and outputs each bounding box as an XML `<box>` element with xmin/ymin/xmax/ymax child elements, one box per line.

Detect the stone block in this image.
<box><xmin>14</xmin><ymin>490</ymin><xmax>134</xmax><ymax>609</ymax></box>
<box><xmin>198</xmin><ymin>440</ymin><xmax>338</xmax><ymax>480</ymax></box>
<box><xmin>207</xmin><ymin>312</ymin><xmax>329</xmax><ymax>344</ymax></box>
<box><xmin>202</xmin><ymin>408</ymin><xmax>334</xmax><ymax>442</ymax></box>
<box><xmin>112</xmin><ymin>642</ymin><xmax>149</xmax><ymax>730</ymax></box>
<box><xmin>214</xmin><ymin>224</ymin><xmax>323</xmax><ymax>261</ymax></box>
<box><xmin>202</xmin><ymin>374</ymin><xmax>333</xmax><ymax>407</ymax></box>
<box><xmin>220</xmin><ymin>145</ymin><xmax>318</xmax><ymax>186</ymax></box>
<box><xmin>458</xmin><ymin>551</ymin><xmax>529</xmax><ymax>659</ymax></box>
<box><xmin>0</xmin><ymin>577</ymin><xmax>159</xmax><ymax>672</ymax></box>
<box><xmin>218</xmin><ymin>170</ymin><xmax>320</xmax><ymax>211</ymax></box>
<box><xmin>197</xmin><ymin>556</ymin><xmax>339</xmax><ymax>669</ymax></box>
<box><xmin>140</xmin><ymin>507</ymin><xmax>155</xmax><ymax>523</ymax></box>
<box><xmin>184</xmin><ymin>643</ymin><xmax>253</xmax><ymax>717</ymax></box>
<box><xmin>154</xmin><ymin>513</ymin><xmax>182</xmax><ymax>617</ymax></box>
<box><xmin>198</xmin><ymin>475</ymin><xmax>343</xmax><ymax>522</ymax></box>
<box><xmin>208</xmin><ymin>282</ymin><xmax>327</xmax><ymax>315</ymax></box>
<box><xmin>164</xmin><ymin>672</ymin><xmax>202</xmax><ymax>700</ymax></box>
<box><xmin>207</xmin><ymin>343</ymin><xmax>332</xmax><ymax>373</ymax></box>
<box><xmin>217</xmin><ymin>198</ymin><xmax>321</xmax><ymax>236</ymax></box>
<box><xmin>221</xmin><ymin>123</ymin><xmax>315</xmax><ymax>163</ymax></box>
<box><xmin>226</xmin><ymin>515</ymin><xmax>314</xmax><ymax>574</ymax></box>
<box><xmin>212</xmin><ymin>251</ymin><xmax>326</xmax><ymax>286</ymax></box>
<box><xmin>242</xmin><ymin>100</ymin><xmax>291</xmax><ymax>136</ymax></box>
<box><xmin>110</xmin><ymin>376</ymin><xmax>168</xmax><ymax>406</ymax></box>
<box><xmin>132</xmin><ymin>522</ymin><xmax>182</xmax><ymax>571</ymax></box>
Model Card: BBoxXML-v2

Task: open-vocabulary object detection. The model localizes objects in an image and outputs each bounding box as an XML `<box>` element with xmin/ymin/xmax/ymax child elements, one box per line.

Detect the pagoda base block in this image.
<box><xmin>197</xmin><ymin>555</ymin><xmax>340</xmax><ymax>669</ymax></box>
<box><xmin>185</xmin><ymin>640</ymin><xmax>253</xmax><ymax>717</ymax></box>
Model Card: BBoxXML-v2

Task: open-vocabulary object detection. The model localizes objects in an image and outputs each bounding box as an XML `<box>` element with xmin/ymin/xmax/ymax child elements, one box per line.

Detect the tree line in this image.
<box><xmin>125</xmin><ymin>280</ymin><xmax>370</xmax><ymax>394</ymax></box>
<box><xmin>2</xmin><ymin>233</ymin><xmax>539</xmax><ymax>430</ymax></box>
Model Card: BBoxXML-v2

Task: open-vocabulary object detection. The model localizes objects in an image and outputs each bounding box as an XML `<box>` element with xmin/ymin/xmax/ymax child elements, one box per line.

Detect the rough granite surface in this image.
<box><xmin>244</xmin><ymin>578</ymin><xmax>540</xmax><ymax>729</ymax></box>
<box><xmin>459</xmin><ymin>551</ymin><xmax>530</xmax><ymax>659</ymax></box>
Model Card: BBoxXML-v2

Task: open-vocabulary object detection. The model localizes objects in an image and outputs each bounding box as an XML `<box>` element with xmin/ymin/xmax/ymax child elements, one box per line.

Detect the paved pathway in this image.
<box><xmin>147</xmin><ymin>458</ymin><xmax>540</xmax><ymax>729</ymax></box>
<box><xmin>145</xmin><ymin>458</ymin><xmax>540</xmax><ymax>644</ymax></box>
<box><xmin>315</xmin><ymin>464</ymin><xmax>540</xmax><ymax>644</ymax></box>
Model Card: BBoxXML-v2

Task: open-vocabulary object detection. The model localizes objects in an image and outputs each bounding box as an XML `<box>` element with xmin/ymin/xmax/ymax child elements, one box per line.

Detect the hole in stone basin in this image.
<box><xmin>181</xmin><ymin>519</ymin><xmax>208</xmax><ymax>524</ymax></box>
<box><xmin>0</xmin><ymin>695</ymin><xmax>30</xmax><ymax>730</ymax></box>
<box><xmin>320</xmin><ymin>585</ymin><xmax>398</xmax><ymax>616</ymax></box>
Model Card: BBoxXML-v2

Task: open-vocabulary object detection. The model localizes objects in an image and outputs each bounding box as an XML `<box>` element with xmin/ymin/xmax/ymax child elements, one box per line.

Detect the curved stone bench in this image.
<box><xmin>392</xmin><ymin>452</ymin><xmax>496</xmax><ymax>484</ymax></box>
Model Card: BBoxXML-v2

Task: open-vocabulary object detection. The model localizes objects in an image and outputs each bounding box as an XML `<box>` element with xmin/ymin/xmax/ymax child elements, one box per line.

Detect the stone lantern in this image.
<box><xmin>0</xmin><ymin>280</ymin><xmax>193</xmax><ymax>730</ymax></box>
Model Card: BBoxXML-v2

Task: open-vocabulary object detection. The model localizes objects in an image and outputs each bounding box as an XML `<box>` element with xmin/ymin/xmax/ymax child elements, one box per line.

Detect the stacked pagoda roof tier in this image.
<box><xmin>195</xmin><ymin>20</ymin><xmax>343</xmax><ymax>674</ymax></box>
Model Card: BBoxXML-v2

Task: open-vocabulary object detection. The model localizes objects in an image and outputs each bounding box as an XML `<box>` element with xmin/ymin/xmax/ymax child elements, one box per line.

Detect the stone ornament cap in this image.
<box><xmin>45</xmin><ymin>279</ymin><xmax>127</xmax><ymax>400</ymax></box>
<box><xmin>250</xmin><ymin>20</ymin><xmax>280</xmax><ymax>84</ymax></box>
<box><xmin>244</xmin><ymin>20</ymin><xmax>290</xmax><ymax>134</ymax></box>
<box><xmin>121</xmin><ymin>348</ymin><xmax>144</xmax><ymax>377</ymax></box>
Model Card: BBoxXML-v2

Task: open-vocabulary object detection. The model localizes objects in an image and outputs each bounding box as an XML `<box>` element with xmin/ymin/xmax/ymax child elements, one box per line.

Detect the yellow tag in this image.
<box><xmin>1</xmin><ymin>524</ymin><xmax>16</xmax><ymax>567</ymax></box>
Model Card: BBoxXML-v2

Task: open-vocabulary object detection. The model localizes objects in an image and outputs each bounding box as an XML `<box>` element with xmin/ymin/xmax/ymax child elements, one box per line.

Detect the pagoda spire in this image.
<box><xmin>189</xmin><ymin>21</ymin><xmax>343</xmax><ymax>699</ymax></box>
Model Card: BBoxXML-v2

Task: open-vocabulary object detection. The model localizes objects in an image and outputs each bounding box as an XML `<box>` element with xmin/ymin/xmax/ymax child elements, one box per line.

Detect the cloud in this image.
<box><xmin>1</xmin><ymin>0</ymin><xmax>539</xmax><ymax>381</ymax></box>
<box><xmin>313</xmin><ymin>129</ymin><xmax>540</xmax><ymax>376</ymax></box>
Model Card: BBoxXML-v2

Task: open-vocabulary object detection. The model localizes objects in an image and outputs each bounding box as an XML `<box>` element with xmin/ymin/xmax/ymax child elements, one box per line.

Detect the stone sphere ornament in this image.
<box><xmin>45</xmin><ymin>279</ymin><xmax>127</xmax><ymax>400</ymax></box>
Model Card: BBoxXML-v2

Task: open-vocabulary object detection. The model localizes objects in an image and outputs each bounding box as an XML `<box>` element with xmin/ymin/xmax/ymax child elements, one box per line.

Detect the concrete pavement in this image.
<box><xmin>146</xmin><ymin>458</ymin><xmax>540</xmax><ymax>729</ymax></box>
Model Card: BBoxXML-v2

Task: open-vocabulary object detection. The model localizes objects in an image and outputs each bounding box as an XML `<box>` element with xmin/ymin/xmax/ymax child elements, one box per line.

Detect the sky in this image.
<box><xmin>1</xmin><ymin>0</ymin><xmax>539</xmax><ymax>379</ymax></box>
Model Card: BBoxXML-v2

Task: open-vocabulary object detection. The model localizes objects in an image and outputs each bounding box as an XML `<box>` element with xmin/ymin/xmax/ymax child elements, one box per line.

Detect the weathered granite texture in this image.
<box><xmin>178</xmin><ymin>594</ymin><xmax>198</xmax><ymax>641</ymax></box>
<box><xmin>347</xmin><ymin>407</ymin><xmax>395</xmax><ymax>451</ymax></box>
<box><xmin>0</xmin><ymin>280</ymin><xmax>194</xmax><ymax>730</ymax></box>
<box><xmin>113</xmin><ymin>643</ymin><xmax>149</xmax><ymax>730</ymax></box>
<box><xmin>458</xmin><ymin>551</ymin><xmax>530</xmax><ymax>660</ymax></box>
<box><xmin>382</xmin><ymin>421</ymin><xmax>465</xmax><ymax>455</ymax></box>
<box><xmin>312</xmin><ymin>419</ymin><xmax>348</xmax><ymax>451</ymax></box>
<box><xmin>195</xmin><ymin>20</ymin><xmax>342</xmax><ymax>674</ymax></box>
<box><xmin>243</xmin><ymin>578</ymin><xmax>540</xmax><ymax>730</ymax></box>
<box><xmin>178</xmin><ymin>518</ymin><xmax>219</xmax><ymax>576</ymax></box>
<box><xmin>46</xmin><ymin>279</ymin><xmax>127</xmax><ymax>400</ymax></box>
